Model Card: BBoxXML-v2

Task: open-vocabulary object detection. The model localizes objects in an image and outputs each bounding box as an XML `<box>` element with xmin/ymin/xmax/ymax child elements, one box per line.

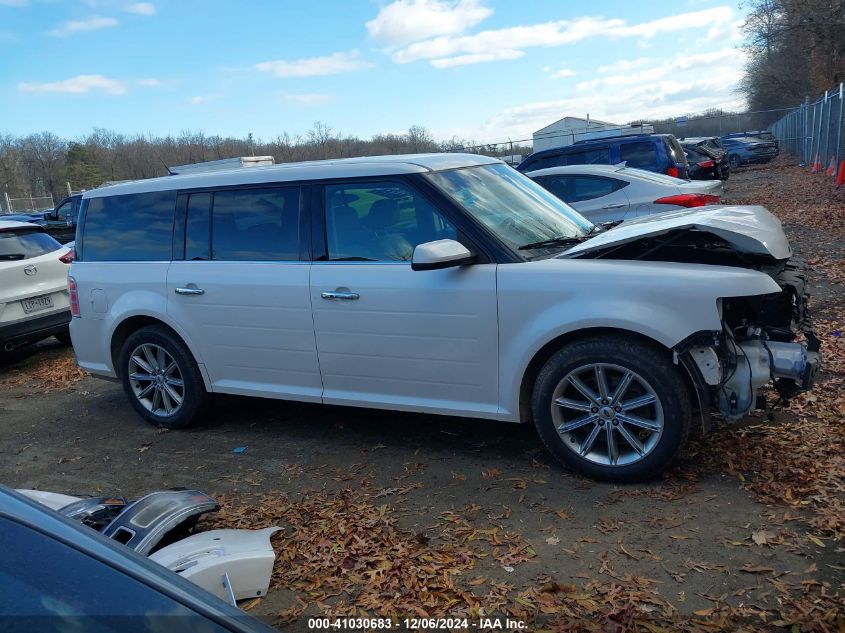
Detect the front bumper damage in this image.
<box><xmin>675</xmin><ymin>258</ymin><xmax>821</xmax><ymax>431</ymax></box>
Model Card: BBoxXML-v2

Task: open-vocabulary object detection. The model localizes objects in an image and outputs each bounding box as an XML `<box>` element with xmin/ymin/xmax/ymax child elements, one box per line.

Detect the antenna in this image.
<box><xmin>150</xmin><ymin>145</ymin><xmax>175</xmax><ymax>176</ymax></box>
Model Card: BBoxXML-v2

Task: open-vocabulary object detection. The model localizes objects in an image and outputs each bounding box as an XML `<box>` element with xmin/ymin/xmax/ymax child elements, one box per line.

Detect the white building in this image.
<box><xmin>532</xmin><ymin>117</ymin><xmax>653</xmax><ymax>152</ymax></box>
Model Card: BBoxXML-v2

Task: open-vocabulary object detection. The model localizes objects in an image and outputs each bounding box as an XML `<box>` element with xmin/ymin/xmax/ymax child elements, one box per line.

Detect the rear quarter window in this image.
<box><xmin>619</xmin><ymin>141</ymin><xmax>657</xmax><ymax>168</ymax></box>
<box><xmin>0</xmin><ymin>228</ymin><xmax>60</xmax><ymax>261</ymax></box>
<box><xmin>81</xmin><ymin>191</ymin><xmax>176</xmax><ymax>261</ymax></box>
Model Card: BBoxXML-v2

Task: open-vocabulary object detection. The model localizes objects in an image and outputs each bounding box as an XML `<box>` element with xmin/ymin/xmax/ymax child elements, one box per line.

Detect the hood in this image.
<box><xmin>561</xmin><ymin>205</ymin><xmax>791</xmax><ymax>260</ymax></box>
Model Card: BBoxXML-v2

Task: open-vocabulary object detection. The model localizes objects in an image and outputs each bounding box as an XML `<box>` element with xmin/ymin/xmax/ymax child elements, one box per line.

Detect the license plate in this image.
<box><xmin>22</xmin><ymin>294</ymin><xmax>54</xmax><ymax>314</ymax></box>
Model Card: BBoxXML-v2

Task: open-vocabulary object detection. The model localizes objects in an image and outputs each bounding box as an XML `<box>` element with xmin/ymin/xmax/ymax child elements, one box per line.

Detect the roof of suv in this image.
<box><xmin>84</xmin><ymin>153</ymin><xmax>501</xmax><ymax>199</ymax></box>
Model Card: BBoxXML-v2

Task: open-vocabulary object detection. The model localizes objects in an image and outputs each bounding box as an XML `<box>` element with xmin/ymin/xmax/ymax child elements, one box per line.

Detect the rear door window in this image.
<box><xmin>81</xmin><ymin>192</ymin><xmax>175</xmax><ymax>261</ymax></box>
<box><xmin>619</xmin><ymin>141</ymin><xmax>657</xmax><ymax>168</ymax></box>
<box><xmin>0</xmin><ymin>228</ymin><xmax>60</xmax><ymax>261</ymax></box>
<box><xmin>210</xmin><ymin>187</ymin><xmax>301</xmax><ymax>261</ymax></box>
<box><xmin>565</xmin><ymin>148</ymin><xmax>610</xmax><ymax>166</ymax></box>
<box><xmin>570</xmin><ymin>176</ymin><xmax>620</xmax><ymax>202</ymax></box>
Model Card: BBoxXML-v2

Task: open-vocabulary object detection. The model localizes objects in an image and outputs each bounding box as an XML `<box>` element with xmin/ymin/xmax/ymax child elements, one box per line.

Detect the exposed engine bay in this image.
<box><xmin>570</xmin><ymin>224</ymin><xmax>821</xmax><ymax>427</ymax></box>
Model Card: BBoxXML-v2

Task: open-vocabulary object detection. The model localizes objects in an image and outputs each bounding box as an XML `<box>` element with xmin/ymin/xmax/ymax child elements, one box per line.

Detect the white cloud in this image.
<box><xmin>256</xmin><ymin>50</ymin><xmax>372</xmax><ymax>78</ymax></box>
<box><xmin>392</xmin><ymin>6</ymin><xmax>734</xmax><ymax>68</ymax></box>
<box><xmin>431</xmin><ymin>49</ymin><xmax>522</xmax><ymax>68</ymax></box>
<box><xmin>136</xmin><ymin>78</ymin><xmax>160</xmax><ymax>87</ymax></box>
<box><xmin>366</xmin><ymin>0</ymin><xmax>492</xmax><ymax>46</ymax></box>
<box><xmin>125</xmin><ymin>2</ymin><xmax>155</xmax><ymax>15</ymax></box>
<box><xmin>47</xmin><ymin>16</ymin><xmax>118</xmax><ymax>37</ymax></box>
<box><xmin>475</xmin><ymin>47</ymin><xmax>747</xmax><ymax>141</ymax></box>
<box><xmin>190</xmin><ymin>95</ymin><xmax>205</xmax><ymax>104</ymax></box>
<box><xmin>280</xmin><ymin>92</ymin><xmax>332</xmax><ymax>106</ymax></box>
<box><xmin>597</xmin><ymin>57</ymin><xmax>654</xmax><ymax>74</ymax></box>
<box><xmin>18</xmin><ymin>74</ymin><xmax>126</xmax><ymax>95</ymax></box>
<box><xmin>545</xmin><ymin>67</ymin><xmax>575</xmax><ymax>79</ymax></box>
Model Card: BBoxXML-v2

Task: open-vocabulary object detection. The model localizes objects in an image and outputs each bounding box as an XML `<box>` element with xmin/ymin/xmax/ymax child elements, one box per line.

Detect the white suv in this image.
<box><xmin>1</xmin><ymin>220</ymin><xmax>73</xmax><ymax>351</ymax></box>
<box><xmin>69</xmin><ymin>154</ymin><xmax>819</xmax><ymax>481</ymax></box>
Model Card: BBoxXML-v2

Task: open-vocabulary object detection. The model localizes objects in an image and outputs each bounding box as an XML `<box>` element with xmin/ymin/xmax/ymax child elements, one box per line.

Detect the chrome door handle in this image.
<box><xmin>321</xmin><ymin>291</ymin><xmax>359</xmax><ymax>301</ymax></box>
<box><xmin>602</xmin><ymin>203</ymin><xmax>626</xmax><ymax>209</ymax></box>
<box><xmin>175</xmin><ymin>287</ymin><xmax>205</xmax><ymax>295</ymax></box>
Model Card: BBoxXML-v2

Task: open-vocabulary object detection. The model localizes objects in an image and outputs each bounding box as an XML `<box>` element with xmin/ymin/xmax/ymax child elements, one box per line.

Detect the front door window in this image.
<box><xmin>324</xmin><ymin>182</ymin><xmax>456</xmax><ymax>262</ymax></box>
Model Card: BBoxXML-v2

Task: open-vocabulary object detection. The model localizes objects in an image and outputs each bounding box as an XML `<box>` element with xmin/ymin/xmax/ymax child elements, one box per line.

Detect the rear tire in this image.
<box><xmin>729</xmin><ymin>154</ymin><xmax>740</xmax><ymax>168</ymax></box>
<box><xmin>119</xmin><ymin>325</ymin><xmax>206</xmax><ymax>429</ymax></box>
<box><xmin>531</xmin><ymin>335</ymin><xmax>691</xmax><ymax>482</ymax></box>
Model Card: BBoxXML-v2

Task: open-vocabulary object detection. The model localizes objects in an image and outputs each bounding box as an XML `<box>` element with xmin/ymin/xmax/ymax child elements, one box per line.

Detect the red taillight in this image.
<box><xmin>59</xmin><ymin>248</ymin><xmax>75</xmax><ymax>264</ymax></box>
<box><xmin>696</xmin><ymin>160</ymin><xmax>715</xmax><ymax>169</ymax></box>
<box><xmin>666</xmin><ymin>167</ymin><xmax>680</xmax><ymax>178</ymax></box>
<box><xmin>68</xmin><ymin>276</ymin><xmax>80</xmax><ymax>317</ymax></box>
<box><xmin>654</xmin><ymin>193</ymin><xmax>722</xmax><ymax>208</ymax></box>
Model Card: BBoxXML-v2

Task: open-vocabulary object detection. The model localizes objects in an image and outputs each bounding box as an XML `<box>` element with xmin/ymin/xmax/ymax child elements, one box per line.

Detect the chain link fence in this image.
<box><xmin>1</xmin><ymin>193</ymin><xmax>55</xmax><ymax>215</ymax></box>
<box><xmin>770</xmin><ymin>83</ymin><xmax>845</xmax><ymax>184</ymax></box>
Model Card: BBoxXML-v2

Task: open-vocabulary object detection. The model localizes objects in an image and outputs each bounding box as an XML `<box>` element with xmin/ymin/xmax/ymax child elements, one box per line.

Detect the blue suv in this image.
<box><xmin>517</xmin><ymin>134</ymin><xmax>689</xmax><ymax>179</ymax></box>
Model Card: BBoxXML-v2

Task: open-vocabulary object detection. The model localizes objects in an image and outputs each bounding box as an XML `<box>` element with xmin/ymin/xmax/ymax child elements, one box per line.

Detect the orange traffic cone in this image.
<box><xmin>836</xmin><ymin>160</ymin><xmax>845</xmax><ymax>188</ymax></box>
<box><xmin>811</xmin><ymin>154</ymin><xmax>822</xmax><ymax>172</ymax></box>
<box><xmin>826</xmin><ymin>155</ymin><xmax>837</xmax><ymax>176</ymax></box>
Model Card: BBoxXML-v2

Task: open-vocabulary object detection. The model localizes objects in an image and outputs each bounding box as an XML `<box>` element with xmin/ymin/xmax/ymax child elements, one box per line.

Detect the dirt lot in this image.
<box><xmin>1</xmin><ymin>160</ymin><xmax>843</xmax><ymax>631</ymax></box>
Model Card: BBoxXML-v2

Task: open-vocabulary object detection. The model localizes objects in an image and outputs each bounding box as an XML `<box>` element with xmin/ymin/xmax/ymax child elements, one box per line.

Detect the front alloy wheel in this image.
<box><xmin>532</xmin><ymin>336</ymin><xmax>691</xmax><ymax>482</ymax></box>
<box><xmin>128</xmin><ymin>343</ymin><xmax>185</xmax><ymax>417</ymax></box>
<box><xmin>552</xmin><ymin>363</ymin><xmax>663</xmax><ymax>467</ymax></box>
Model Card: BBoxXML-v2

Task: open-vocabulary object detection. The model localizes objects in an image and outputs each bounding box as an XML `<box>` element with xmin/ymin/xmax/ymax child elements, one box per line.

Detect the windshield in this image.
<box><xmin>425</xmin><ymin>164</ymin><xmax>593</xmax><ymax>253</ymax></box>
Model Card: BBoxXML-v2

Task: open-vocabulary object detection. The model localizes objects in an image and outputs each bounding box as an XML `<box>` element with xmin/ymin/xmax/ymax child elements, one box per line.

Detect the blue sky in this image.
<box><xmin>1</xmin><ymin>0</ymin><xmax>748</xmax><ymax>144</ymax></box>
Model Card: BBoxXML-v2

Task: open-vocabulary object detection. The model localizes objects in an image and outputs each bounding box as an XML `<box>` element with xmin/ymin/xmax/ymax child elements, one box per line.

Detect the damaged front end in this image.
<box><xmin>715</xmin><ymin>257</ymin><xmax>821</xmax><ymax>418</ymax></box>
<box><xmin>676</xmin><ymin>259</ymin><xmax>821</xmax><ymax>429</ymax></box>
<box><xmin>564</xmin><ymin>205</ymin><xmax>821</xmax><ymax>428</ymax></box>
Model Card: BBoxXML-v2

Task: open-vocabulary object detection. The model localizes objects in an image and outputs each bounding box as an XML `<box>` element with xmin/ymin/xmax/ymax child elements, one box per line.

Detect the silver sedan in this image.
<box><xmin>526</xmin><ymin>164</ymin><xmax>723</xmax><ymax>224</ymax></box>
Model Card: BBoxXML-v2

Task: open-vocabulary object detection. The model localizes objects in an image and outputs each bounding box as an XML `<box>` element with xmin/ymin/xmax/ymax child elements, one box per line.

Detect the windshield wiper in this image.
<box><xmin>518</xmin><ymin>236</ymin><xmax>584</xmax><ymax>250</ymax></box>
<box><xmin>0</xmin><ymin>253</ymin><xmax>25</xmax><ymax>261</ymax></box>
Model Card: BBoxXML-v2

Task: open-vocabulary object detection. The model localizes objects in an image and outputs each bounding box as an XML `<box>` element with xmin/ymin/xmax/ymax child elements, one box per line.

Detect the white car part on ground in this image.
<box><xmin>16</xmin><ymin>489</ymin><xmax>82</xmax><ymax>510</ymax></box>
<box><xmin>149</xmin><ymin>527</ymin><xmax>282</xmax><ymax>602</ymax></box>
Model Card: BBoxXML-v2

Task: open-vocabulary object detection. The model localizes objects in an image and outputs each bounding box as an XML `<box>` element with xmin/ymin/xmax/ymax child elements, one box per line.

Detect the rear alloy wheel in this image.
<box><xmin>729</xmin><ymin>154</ymin><xmax>740</xmax><ymax>168</ymax></box>
<box><xmin>532</xmin><ymin>336</ymin><xmax>691</xmax><ymax>482</ymax></box>
<box><xmin>119</xmin><ymin>325</ymin><xmax>205</xmax><ymax>429</ymax></box>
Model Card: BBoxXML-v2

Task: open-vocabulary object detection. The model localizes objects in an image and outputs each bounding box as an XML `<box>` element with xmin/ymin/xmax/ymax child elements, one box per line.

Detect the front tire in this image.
<box><xmin>728</xmin><ymin>154</ymin><xmax>740</xmax><ymax>168</ymax></box>
<box><xmin>531</xmin><ymin>336</ymin><xmax>691</xmax><ymax>482</ymax></box>
<box><xmin>119</xmin><ymin>325</ymin><xmax>206</xmax><ymax>429</ymax></box>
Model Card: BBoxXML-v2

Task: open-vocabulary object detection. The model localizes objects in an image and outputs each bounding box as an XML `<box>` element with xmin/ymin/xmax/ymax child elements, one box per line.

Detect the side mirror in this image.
<box><xmin>411</xmin><ymin>239</ymin><xmax>475</xmax><ymax>271</ymax></box>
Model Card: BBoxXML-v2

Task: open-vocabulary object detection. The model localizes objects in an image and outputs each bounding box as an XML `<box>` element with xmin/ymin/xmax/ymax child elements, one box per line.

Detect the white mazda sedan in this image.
<box><xmin>68</xmin><ymin>154</ymin><xmax>819</xmax><ymax>481</ymax></box>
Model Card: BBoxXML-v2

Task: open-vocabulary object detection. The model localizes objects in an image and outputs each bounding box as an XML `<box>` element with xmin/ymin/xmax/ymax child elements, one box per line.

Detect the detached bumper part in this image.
<box><xmin>100</xmin><ymin>490</ymin><xmax>220</xmax><ymax>555</ymax></box>
<box><xmin>149</xmin><ymin>527</ymin><xmax>282</xmax><ymax>601</ymax></box>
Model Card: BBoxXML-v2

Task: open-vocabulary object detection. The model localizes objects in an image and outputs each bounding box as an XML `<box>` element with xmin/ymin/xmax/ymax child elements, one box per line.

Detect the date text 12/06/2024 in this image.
<box><xmin>307</xmin><ymin>617</ymin><xmax>528</xmax><ymax>630</ymax></box>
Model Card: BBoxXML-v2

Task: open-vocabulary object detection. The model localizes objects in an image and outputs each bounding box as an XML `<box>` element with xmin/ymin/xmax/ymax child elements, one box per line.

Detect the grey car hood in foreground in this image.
<box><xmin>562</xmin><ymin>205</ymin><xmax>792</xmax><ymax>260</ymax></box>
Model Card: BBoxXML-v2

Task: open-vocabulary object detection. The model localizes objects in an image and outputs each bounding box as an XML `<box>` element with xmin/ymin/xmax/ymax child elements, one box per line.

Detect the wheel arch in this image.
<box><xmin>110</xmin><ymin>315</ymin><xmax>208</xmax><ymax>389</ymax></box>
<box><xmin>516</xmin><ymin>327</ymin><xmax>696</xmax><ymax>424</ymax></box>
